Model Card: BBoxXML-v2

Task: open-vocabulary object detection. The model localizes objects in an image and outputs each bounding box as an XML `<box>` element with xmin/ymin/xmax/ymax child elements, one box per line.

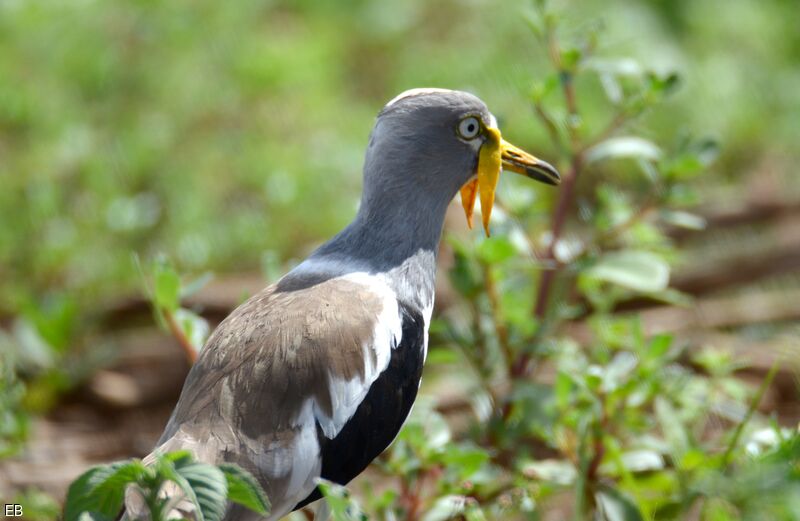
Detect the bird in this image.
<box><xmin>126</xmin><ymin>88</ymin><xmax>559</xmax><ymax>520</ymax></box>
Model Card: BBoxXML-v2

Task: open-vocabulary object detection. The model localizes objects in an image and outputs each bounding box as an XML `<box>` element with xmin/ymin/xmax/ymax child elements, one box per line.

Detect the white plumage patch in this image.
<box><xmin>255</xmin><ymin>400</ymin><xmax>323</xmax><ymax>521</ymax></box>
<box><xmin>310</xmin><ymin>272</ymin><xmax>402</xmax><ymax>439</ymax></box>
<box><xmin>385</xmin><ymin>87</ymin><xmax>455</xmax><ymax>107</ymax></box>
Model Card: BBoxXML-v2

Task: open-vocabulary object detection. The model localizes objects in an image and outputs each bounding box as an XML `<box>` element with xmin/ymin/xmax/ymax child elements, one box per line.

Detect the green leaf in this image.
<box><xmin>76</xmin><ymin>513</ymin><xmax>113</xmax><ymax>521</ymax></box>
<box><xmin>315</xmin><ymin>479</ymin><xmax>366</xmax><ymax>521</ymax></box>
<box><xmin>584</xmin><ymin>250</ymin><xmax>670</xmax><ymax>293</ymax></box>
<box><xmin>439</xmin><ymin>445</ymin><xmax>490</xmax><ymax>479</ymax></box>
<box><xmin>476</xmin><ymin>237</ymin><xmax>516</xmax><ymax>264</ymax></box>
<box><xmin>602</xmin><ymin>352</ymin><xmax>638</xmax><ymax>392</ymax></box>
<box><xmin>655</xmin><ymin>397</ymin><xmax>689</xmax><ymax>461</ymax></box>
<box><xmin>180</xmin><ymin>272</ymin><xmax>213</xmax><ymax>299</ymax></box>
<box><xmin>64</xmin><ymin>460</ymin><xmax>148</xmax><ymax>521</ymax></box>
<box><xmin>585</xmin><ymin>58</ymin><xmax>643</xmax><ymax>104</ymax></box>
<box><xmin>425</xmin><ymin>346</ymin><xmax>460</xmax><ymax>365</ymax></box>
<box><xmin>555</xmin><ymin>370</ymin><xmax>573</xmax><ymax>410</ymax></box>
<box><xmin>421</xmin><ymin>495</ymin><xmax>467</xmax><ymax>521</ymax></box>
<box><xmin>560</xmin><ymin>47</ymin><xmax>582</xmax><ymax>71</ymax></box>
<box><xmin>448</xmin><ymin>248</ymin><xmax>482</xmax><ymax>298</ymax></box>
<box><xmin>531</xmin><ymin>74</ymin><xmax>559</xmax><ymax>102</ymax></box>
<box><xmin>646</xmin><ymin>334</ymin><xmax>673</xmax><ymax>361</ymax></box>
<box><xmin>660</xmin><ymin>210</ymin><xmax>706</xmax><ymax>230</ymax></box>
<box><xmin>154</xmin><ymin>457</ymin><xmax>205</xmax><ymax>521</ymax></box>
<box><xmin>88</xmin><ymin>462</ymin><xmax>150</xmax><ymax>516</ymax></box>
<box><xmin>464</xmin><ymin>502</ymin><xmax>488</xmax><ymax>521</ymax></box>
<box><xmin>644</xmin><ymin>287</ymin><xmax>693</xmax><ymax>307</ymax></box>
<box><xmin>586</xmin><ymin>57</ymin><xmax>643</xmax><ymax>77</ymax></box>
<box><xmin>585</xmin><ymin>137</ymin><xmax>662</xmax><ymax>164</ymax></box>
<box><xmin>174</xmin><ymin>308</ymin><xmax>210</xmax><ymax>352</ymax></box>
<box><xmin>218</xmin><ymin>464</ymin><xmax>270</xmax><ymax>516</ymax></box>
<box><xmin>163</xmin><ymin>450</ymin><xmax>194</xmax><ymax>463</ymax></box>
<box><xmin>65</xmin><ymin>467</ymin><xmax>109</xmax><ymax>521</ymax></box>
<box><xmin>595</xmin><ymin>484</ymin><xmax>645</xmax><ymax>521</ymax></box>
<box><xmin>599</xmin><ymin>72</ymin><xmax>623</xmax><ymax>104</ymax></box>
<box><xmin>520</xmin><ymin>459</ymin><xmax>577</xmax><ymax>485</ymax></box>
<box><xmin>662</xmin><ymin>138</ymin><xmax>719</xmax><ymax>179</ymax></box>
<box><xmin>647</xmin><ymin>72</ymin><xmax>680</xmax><ymax>97</ymax></box>
<box><xmin>662</xmin><ymin>154</ymin><xmax>705</xmax><ymax>178</ymax></box>
<box><xmin>620</xmin><ymin>450</ymin><xmax>665</xmax><ymax>472</ymax></box>
<box><xmin>172</xmin><ymin>459</ymin><xmax>229</xmax><ymax>521</ymax></box>
<box><xmin>154</xmin><ymin>263</ymin><xmax>181</xmax><ymax>312</ymax></box>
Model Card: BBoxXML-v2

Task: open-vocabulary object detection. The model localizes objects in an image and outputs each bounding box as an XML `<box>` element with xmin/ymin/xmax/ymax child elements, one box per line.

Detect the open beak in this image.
<box><xmin>460</xmin><ymin>127</ymin><xmax>560</xmax><ymax>236</ymax></box>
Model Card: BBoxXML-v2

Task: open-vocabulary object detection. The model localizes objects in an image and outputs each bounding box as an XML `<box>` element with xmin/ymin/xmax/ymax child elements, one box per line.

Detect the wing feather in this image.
<box><xmin>149</xmin><ymin>272</ymin><xmax>402</xmax><ymax>520</ymax></box>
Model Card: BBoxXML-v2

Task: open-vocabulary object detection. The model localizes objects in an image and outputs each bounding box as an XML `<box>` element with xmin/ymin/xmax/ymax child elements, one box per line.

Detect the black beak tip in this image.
<box><xmin>528</xmin><ymin>160</ymin><xmax>561</xmax><ymax>186</ymax></box>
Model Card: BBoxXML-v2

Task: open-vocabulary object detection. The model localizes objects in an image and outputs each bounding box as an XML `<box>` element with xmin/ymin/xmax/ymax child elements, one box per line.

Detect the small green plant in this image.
<box><xmin>64</xmin><ymin>450</ymin><xmax>270</xmax><ymax>521</ymax></box>
<box><xmin>0</xmin><ymin>351</ymin><xmax>28</xmax><ymax>457</ymax></box>
<box><xmin>316</xmin><ymin>479</ymin><xmax>368</xmax><ymax>521</ymax></box>
<box><xmin>136</xmin><ymin>255</ymin><xmax>213</xmax><ymax>363</ymax></box>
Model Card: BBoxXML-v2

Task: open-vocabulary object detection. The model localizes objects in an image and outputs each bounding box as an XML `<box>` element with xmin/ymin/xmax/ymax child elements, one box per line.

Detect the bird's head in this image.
<box><xmin>362</xmin><ymin>88</ymin><xmax>560</xmax><ymax>236</ymax></box>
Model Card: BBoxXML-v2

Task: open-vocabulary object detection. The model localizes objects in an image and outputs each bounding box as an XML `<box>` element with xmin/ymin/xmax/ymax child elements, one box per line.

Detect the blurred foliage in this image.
<box><xmin>138</xmin><ymin>255</ymin><xmax>212</xmax><ymax>361</ymax></box>
<box><xmin>10</xmin><ymin>488</ymin><xmax>61</xmax><ymax>521</ymax></box>
<box><xmin>0</xmin><ymin>352</ymin><xmax>28</xmax><ymax>457</ymax></box>
<box><xmin>2</xmin><ymin>0</ymin><xmax>799</xmax><ymax>336</ymax></box>
<box><xmin>2</xmin><ymin>0</ymin><xmax>799</xmax><ymax>519</ymax></box>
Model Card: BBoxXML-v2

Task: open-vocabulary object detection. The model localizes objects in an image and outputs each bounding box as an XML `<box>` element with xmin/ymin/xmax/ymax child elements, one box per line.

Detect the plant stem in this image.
<box><xmin>580</xmin><ymin>111</ymin><xmax>628</xmax><ymax>153</ymax></box>
<box><xmin>721</xmin><ymin>361</ymin><xmax>779</xmax><ymax>469</ymax></box>
<box><xmin>164</xmin><ymin>309</ymin><xmax>198</xmax><ymax>364</ymax></box>
<box><xmin>511</xmin><ymin>23</ymin><xmax>588</xmax><ymax>378</ymax></box>
<box><xmin>533</xmin><ymin>101</ymin><xmax>564</xmax><ymax>152</ymax></box>
<box><xmin>482</xmin><ymin>262</ymin><xmax>513</xmax><ymax>374</ymax></box>
<box><xmin>511</xmin><ymin>155</ymin><xmax>581</xmax><ymax>378</ymax></box>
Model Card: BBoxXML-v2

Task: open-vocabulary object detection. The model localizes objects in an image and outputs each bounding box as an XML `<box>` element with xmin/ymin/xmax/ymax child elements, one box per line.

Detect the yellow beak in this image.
<box><xmin>460</xmin><ymin>127</ymin><xmax>560</xmax><ymax>236</ymax></box>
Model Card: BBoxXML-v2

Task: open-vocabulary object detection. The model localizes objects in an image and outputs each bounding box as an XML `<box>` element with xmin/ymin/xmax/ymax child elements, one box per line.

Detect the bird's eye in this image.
<box><xmin>457</xmin><ymin>116</ymin><xmax>481</xmax><ymax>139</ymax></box>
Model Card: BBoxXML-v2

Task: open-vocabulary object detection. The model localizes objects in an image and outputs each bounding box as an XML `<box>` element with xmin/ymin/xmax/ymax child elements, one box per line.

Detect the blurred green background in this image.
<box><xmin>2</xmin><ymin>0</ymin><xmax>798</xmax><ymax>318</ymax></box>
<box><xmin>2</xmin><ymin>0</ymin><xmax>800</xmax><ymax>517</ymax></box>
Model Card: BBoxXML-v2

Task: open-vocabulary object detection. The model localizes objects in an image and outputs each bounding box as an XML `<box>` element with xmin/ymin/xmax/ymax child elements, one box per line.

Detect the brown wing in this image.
<box><xmin>151</xmin><ymin>274</ymin><xmax>400</xmax><ymax>519</ymax></box>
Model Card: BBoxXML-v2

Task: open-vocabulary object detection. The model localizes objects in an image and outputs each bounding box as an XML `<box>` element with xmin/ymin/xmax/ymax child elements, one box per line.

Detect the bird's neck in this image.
<box><xmin>294</xmin><ymin>194</ymin><xmax>451</xmax><ymax>313</ymax></box>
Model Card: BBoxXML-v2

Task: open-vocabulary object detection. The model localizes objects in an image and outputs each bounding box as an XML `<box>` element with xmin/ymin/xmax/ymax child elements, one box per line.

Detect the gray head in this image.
<box><xmin>359</xmin><ymin>88</ymin><xmax>561</xmax><ymax>234</ymax></box>
<box><xmin>289</xmin><ymin>88</ymin><xmax>559</xmax><ymax>304</ymax></box>
<box><xmin>360</xmin><ymin>89</ymin><xmax>495</xmax><ymax>215</ymax></box>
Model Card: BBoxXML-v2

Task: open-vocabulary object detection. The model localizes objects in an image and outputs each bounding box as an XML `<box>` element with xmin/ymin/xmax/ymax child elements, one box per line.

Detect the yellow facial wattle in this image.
<box><xmin>458</xmin><ymin>123</ymin><xmax>561</xmax><ymax>235</ymax></box>
<box><xmin>460</xmin><ymin>126</ymin><xmax>503</xmax><ymax>236</ymax></box>
<box><xmin>459</xmin><ymin>178</ymin><xmax>479</xmax><ymax>229</ymax></box>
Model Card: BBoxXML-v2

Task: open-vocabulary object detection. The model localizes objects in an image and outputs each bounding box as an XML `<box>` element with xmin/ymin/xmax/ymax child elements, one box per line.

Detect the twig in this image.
<box><xmin>510</xmin><ymin>24</ymin><xmax>590</xmax><ymax>379</ymax></box>
<box><xmin>511</xmin><ymin>156</ymin><xmax>582</xmax><ymax>379</ymax></box>
<box><xmin>598</xmin><ymin>199</ymin><xmax>657</xmax><ymax>246</ymax></box>
<box><xmin>721</xmin><ymin>361</ymin><xmax>780</xmax><ymax>469</ymax></box>
<box><xmin>164</xmin><ymin>309</ymin><xmax>198</xmax><ymax>364</ymax></box>
<box><xmin>533</xmin><ymin>101</ymin><xmax>564</xmax><ymax>152</ymax></box>
<box><xmin>580</xmin><ymin>111</ymin><xmax>629</xmax><ymax>154</ymax></box>
<box><xmin>481</xmin><ymin>263</ymin><xmax>513</xmax><ymax>374</ymax></box>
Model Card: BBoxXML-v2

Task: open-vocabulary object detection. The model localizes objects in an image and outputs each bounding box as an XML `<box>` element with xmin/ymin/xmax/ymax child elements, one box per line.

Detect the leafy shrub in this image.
<box><xmin>64</xmin><ymin>451</ymin><xmax>270</xmax><ymax>521</ymax></box>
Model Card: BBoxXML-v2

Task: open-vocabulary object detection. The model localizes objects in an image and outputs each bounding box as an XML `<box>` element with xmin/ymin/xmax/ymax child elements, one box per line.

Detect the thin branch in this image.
<box><xmin>514</xmin><ymin>72</ymin><xmax>585</xmax><ymax>380</ymax></box>
<box><xmin>580</xmin><ymin>110</ymin><xmax>628</xmax><ymax>153</ymax></box>
<box><xmin>164</xmin><ymin>309</ymin><xmax>198</xmax><ymax>364</ymax></box>
<box><xmin>721</xmin><ymin>361</ymin><xmax>780</xmax><ymax>469</ymax></box>
<box><xmin>597</xmin><ymin>199</ymin><xmax>658</xmax><ymax>246</ymax></box>
<box><xmin>512</xmin><ymin>157</ymin><xmax>582</xmax><ymax>379</ymax></box>
<box><xmin>481</xmin><ymin>262</ymin><xmax>513</xmax><ymax>375</ymax></box>
<box><xmin>533</xmin><ymin>101</ymin><xmax>564</xmax><ymax>152</ymax></box>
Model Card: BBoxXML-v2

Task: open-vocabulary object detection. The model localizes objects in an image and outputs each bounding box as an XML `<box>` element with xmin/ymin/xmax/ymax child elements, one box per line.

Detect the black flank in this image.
<box><xmin>293</xmin><ymin>303</ymin><xmax>425</xmax><ymax>510</ymax></box>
